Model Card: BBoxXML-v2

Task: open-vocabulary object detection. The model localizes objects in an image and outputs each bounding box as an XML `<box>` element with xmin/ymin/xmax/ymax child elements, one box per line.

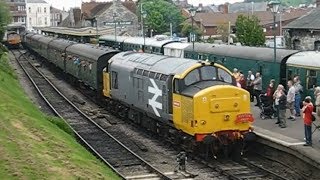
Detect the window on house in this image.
<box><xmin>29</xmin><ymin>17</ymin><xmax>32</xmax><ymax>25</ymax></box>
<box><xmin>44</xmin><ymin>7</ymin><xmax>46</xmax><ymax>13</ymax></box>
<box><xmin>112</xmin><ymin>71</ymin><xmax>118</xmax><ymax>89</ymax></box>
<box><xmin>45</xmin><ymin>17</ymin><xmax>47</xmax><ymax>25</ymax></box>
<box><xmin>29</xmin><ymin>7</ymin><xmax>31</xmax><ymax>13</ymax></box>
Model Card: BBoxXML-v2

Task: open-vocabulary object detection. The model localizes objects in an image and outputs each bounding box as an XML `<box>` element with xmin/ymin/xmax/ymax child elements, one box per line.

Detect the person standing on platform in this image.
<box><xmin>233</xmin><ymin>68</ymin><xmax>240</xmax><ymax>83</ymax></box>
<box><xmin>293</xmin><ymin>76</ymin><xmax>303</xmax><ymax>117</ymax></box>
<box><xmin>239</xmin><ymin>74</ymin><xmax>246</xmax><ymax>89</ymax></box>
<box><xmin>278</xmin><ymin>87</ymin><xmax>287</xmax><ymax>128</ymax></box>
<box><xmin>314</xmin><ymin>87</ymin><xmax>320</xmax><ymax>119</ymax></box>
<box><xmin>302</xmin><ymin>96</ymin><xmax>313</xmax><ymax>146</ymax></box>
<box><xmin>287</xmin><ymin>80</ymin><xmax>296</xmax><ymax>120</ymax></box>
<box><xmin>247</xmin><ymin>71</ymin><xmax>255</xmax><ymax>102</ymax></box>
<box><xmin>266</xmin><ymin>79</ymin><xmax>276</xmax><ymax>105</ymax></box>
<box><xmin>253</xmin><ymin>72</ymin><xmax>262</xmax><ymax>107</ymax></box>
<box><xmin>274</xmin><ymin>84</ymin><xmax>285</xmax><ymax>124</ymax></box>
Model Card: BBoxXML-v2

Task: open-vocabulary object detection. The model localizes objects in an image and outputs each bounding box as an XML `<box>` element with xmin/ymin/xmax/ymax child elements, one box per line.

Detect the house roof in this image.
<box><xmin>284</xmin><ymin>8</ymin><xmax>320</xmax><ymax>29</ymax></box>
<box><xmin>27</xmin><ymin>0</ymin><xmax>47</xmax><ymax>3</ymax></box>
<box><xmin>193</xmin><ymin>8</ymin><xmax>312</xmax><ymax>27</ymax></box>
<box><xmin>50</xmin><ymin>6</ymin><xmax>61</xmax><ymax>14</ymax></box>
<box><xmin>228</xmin><ymin>2</ymin><xmax>267</xmax><ymax>13</ymax></box>
<box><xmin>81</xmin><ymin>1</ymin><xmax>137</xmax><ymax>19</ymax></box>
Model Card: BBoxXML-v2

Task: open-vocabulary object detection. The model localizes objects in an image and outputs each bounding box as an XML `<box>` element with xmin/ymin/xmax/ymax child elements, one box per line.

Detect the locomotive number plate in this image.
<box><xmin>235</xmin><ymin>113</ymin><xmax>254</xmax><ymax>123</ymax></box>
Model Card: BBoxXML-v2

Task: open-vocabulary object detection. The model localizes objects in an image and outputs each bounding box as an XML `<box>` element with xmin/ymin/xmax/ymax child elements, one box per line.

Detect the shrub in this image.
<box><xmin>46</xmin><ymin>116</ymin><xmax>74</xmax><ymax>137</ymax></box>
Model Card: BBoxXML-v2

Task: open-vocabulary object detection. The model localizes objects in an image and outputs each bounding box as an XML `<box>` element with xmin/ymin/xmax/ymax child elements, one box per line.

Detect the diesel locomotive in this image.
<box><xmin>23</xmin><ymin>33</ymin><xmax>255</xmax><ymax>158</ymax></box>
<box><xmin>6</xmin><ymin>31</ymin><xmax>21</xmax><ymax>49</ymax></box>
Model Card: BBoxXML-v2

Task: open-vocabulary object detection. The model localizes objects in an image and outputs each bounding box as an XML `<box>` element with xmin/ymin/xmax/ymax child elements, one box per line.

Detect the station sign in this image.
<box><xmin>104</xmin><ymin>21</ymin><xmax>133</xmax><ymax>26</ymax></box>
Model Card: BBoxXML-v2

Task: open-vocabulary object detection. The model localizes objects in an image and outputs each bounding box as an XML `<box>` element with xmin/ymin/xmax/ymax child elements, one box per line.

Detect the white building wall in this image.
<box><xmin>26</xmin><ymin>2</ymin><xmax>51</xmax><ymax>31</ymax></box>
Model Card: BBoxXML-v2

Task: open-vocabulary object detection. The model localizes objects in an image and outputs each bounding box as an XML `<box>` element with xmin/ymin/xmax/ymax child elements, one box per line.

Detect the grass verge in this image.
<box><xmin>0</xmin><ymin>53</ymin><xmax>120</xmax><ymax>179</ymax></box>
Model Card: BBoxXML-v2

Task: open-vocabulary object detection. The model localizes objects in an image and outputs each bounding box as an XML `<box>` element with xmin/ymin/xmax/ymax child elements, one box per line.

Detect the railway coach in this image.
<box><xmin>99</xmin><ymin>35</ymin><xmax>179</xmax><ymax>54</ymax></box>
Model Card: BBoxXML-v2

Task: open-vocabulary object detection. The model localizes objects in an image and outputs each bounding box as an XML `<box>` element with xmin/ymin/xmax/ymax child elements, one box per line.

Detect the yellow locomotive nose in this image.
<box><xmin>192</xmin><ymin>85</ymin><xmax>253</xmax><ymax>141</ymax></box>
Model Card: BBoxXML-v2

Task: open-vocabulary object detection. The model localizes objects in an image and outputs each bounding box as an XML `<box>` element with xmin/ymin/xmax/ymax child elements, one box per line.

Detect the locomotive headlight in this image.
<box><xmin>200</xmin><ymin>120</ymin><xmax>206</xmax><ymax>125</ymax></box>
<box><xmin>234</xmin><ymin>103</ymin><xmax>238</xmax><ymax>108</ymax></box>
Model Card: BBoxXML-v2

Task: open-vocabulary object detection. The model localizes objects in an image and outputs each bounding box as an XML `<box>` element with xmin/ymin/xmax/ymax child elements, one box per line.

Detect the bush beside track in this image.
<box><xmin>0</xmin><ymin>52</ymin><xmax>120</xmax><ymax>179</ymax></box>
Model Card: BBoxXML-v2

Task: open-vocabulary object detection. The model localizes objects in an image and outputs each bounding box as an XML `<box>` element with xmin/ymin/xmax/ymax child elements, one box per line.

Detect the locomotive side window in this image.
<box><xmin>112</xmin><ymin>71</ymin><xmax>118</xmax><ymax>89</ymax></box>
<box><xmin>174</xmin><ymin>79</ymin><xmax>180</xmax><ymax>93</ymax></box>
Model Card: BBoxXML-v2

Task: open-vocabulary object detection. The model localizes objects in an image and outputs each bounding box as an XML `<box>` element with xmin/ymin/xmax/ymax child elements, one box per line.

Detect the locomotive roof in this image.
<box><xmin>184</xmin><ymin>43</ymin><xmax>297</xmax><ymax>62</ymax></box>
<box><xmin>286</xmin><ymin>51</ymin><xmax>320</xmax><ymax>69</ymax></box>
<box><xmin>110</xmin><ymin>52</ymin><xmax>199</xmax><ymax>75</ymax></box>
<box><xmin>66</xmin><ymin>43</ymin><xmax>117</xmax><ymax>60</ymax></box>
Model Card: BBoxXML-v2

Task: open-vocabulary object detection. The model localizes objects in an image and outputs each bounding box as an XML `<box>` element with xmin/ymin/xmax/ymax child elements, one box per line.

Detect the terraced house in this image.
<box><xmin>5</xmin><ymin>0</ymin><xmax>27</xmax><ymax>33</ymax></box>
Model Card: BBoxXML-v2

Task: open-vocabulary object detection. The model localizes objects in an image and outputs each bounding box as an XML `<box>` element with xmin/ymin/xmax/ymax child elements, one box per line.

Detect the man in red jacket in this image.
<box><xmin>302</xmin><ymin>96</ymin><xmax>314</xmax><ymax>146</ymax></box>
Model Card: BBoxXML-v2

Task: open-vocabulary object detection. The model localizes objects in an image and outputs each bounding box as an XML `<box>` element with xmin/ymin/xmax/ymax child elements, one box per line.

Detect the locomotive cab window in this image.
<box><xmin>217</xmin><ymin>68</ymin><xmax>233</xmax><ymax>84</ymax></box>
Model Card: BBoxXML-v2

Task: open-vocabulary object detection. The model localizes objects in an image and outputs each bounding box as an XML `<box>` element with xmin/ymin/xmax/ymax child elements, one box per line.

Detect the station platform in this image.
<box><xmin>251</xmin><ymin>103</ymin><xmax>320</xmax><ymax>168</ymax></box>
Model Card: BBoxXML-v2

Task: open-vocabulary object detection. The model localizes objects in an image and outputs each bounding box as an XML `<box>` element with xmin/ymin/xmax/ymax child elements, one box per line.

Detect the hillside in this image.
<box><xmin>0</xmin><ymin>51</ymin><xmax>120</xmax><ymax>179</ymax></box>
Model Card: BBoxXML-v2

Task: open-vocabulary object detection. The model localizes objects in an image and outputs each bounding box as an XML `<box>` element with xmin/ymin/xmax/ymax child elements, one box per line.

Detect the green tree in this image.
<box><xmin>217</xmin><ymin>22</ymin><xmax>229</xmax><ymax>43</ymax></box>
<box><xmin>0</xmin><ymin>1</ymin><xmax>11</xmax><ymax>41</ymax></box>
<box><xmin>181</xmin><ymin>22</ymin><xmax>202</xmax><ymax>41</ymax></box>
<box><xmin>235</xmin><ymin>15</ymin><xmax>265</xmax><ymax>46</ymax></box>
<box><xmin>138</xmin><ymin>0</ymin><xmax>184</xmax><ymax>35</ymax></box>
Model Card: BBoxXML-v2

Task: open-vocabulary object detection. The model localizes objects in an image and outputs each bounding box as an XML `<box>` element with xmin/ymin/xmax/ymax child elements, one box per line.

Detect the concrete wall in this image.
<box><xmin>285</xmin><ymin>29</ymin><xmax>320</xmax><ymax>50</ymax></box>
<box><xmin>96</xmin><ymin>1</ymin><xmax>138</xmax><ymax>36</ymax></box>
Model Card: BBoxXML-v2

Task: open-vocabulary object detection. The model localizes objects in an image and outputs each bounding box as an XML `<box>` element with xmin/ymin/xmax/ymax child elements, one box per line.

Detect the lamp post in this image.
<box><xmin>268</xmin><ymin>1</ymin><xmax>280</xmax><ymax>67</ymax></box>
<box><xmin>190</xmin><ymin>8</ymin><xmax>196</xmax><ymax>52</ymax></box>
<box><xmin>113</xmin><ymin>13</ymin><xmax>117</xmax><ymax>48</ymax></box>
<box><xmin>93</xmin><ymin>16</ymin><xmax>98</xmax><ymax>41</ymax></box>
<box><xmin>142</xmin><ymin>12</ymin><xmax>147</xmax><ymax>52</ymax></box>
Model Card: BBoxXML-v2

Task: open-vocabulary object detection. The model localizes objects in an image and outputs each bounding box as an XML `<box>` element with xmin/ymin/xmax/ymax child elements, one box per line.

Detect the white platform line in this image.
<box><xmin>255</xmin><ymin>132</ymin><xmax>305</xmax><ymax>147</ymax></box>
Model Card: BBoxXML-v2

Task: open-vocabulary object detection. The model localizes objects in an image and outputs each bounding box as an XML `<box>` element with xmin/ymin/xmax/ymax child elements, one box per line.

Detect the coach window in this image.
<box><xmin>287</xmin><ymin>69</ymin><xmax>293</xmax><ymax>80</ymax></box>
<box><xmin>112</xmin><ymin>71</ymin><xmax>118</xmax><ymax>89</ymax></box>
<box><xmin>307</xmin><ymin>70</ymin><xmax>317</xmax><ymax>89</ymax></box>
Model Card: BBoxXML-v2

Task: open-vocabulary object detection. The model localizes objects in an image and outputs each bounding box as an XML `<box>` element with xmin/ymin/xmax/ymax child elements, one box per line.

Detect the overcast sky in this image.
<box><xmin>45</xmin><ymin>0</ymin><xmax>244</xmax><ymax>11</ymax></box>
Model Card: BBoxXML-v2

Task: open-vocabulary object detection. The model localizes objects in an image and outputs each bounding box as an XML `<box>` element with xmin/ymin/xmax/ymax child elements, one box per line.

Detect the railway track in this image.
<box><xmin>11</xmin><ymin>49</ymin><xmax>186</xmax><ymax>180</ymax></box>
<box><xmin>194</xmin><ymin>153</ymin><xmax>291</xmax><ymax>180</ymax></box>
